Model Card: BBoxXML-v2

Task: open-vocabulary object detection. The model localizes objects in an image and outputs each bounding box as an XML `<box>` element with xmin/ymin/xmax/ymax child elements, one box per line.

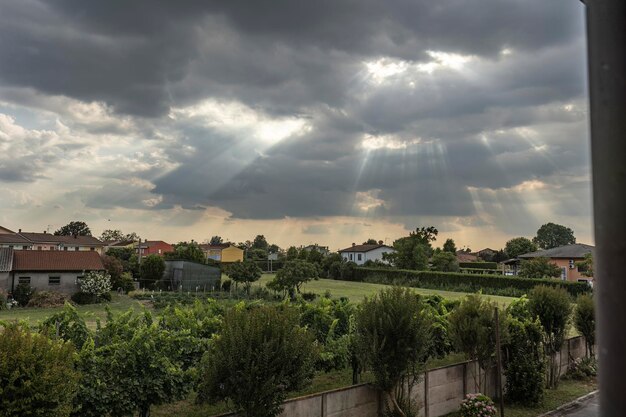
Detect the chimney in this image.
<box><xmin>18</xmin><ymin>228</ymin><xmax>21</xmax><ymax>233</ymax></box>
<box><xmin>378</xmin><ymin>240</ymin><xmax>383</xmax><ymax>245</ymax></box>
<box><xmin>352</xmin><ymin>243</ymin><xmax>356</xmax><ymax>247</ymax></box>
<box><xmin>43</xmin><ymin>230</ymin><xmax>47</xmax><ymax>234</ymax></box>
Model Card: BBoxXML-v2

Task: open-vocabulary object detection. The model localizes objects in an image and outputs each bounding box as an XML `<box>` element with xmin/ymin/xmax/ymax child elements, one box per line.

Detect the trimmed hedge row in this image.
<box><xmin>459</xmin><ymin>262</ymin><xmax>498</xmax><ymax>270</ymax></box>
<box><xmin>350</xmin><ymin>268</ymin><xmax>591</xmax><ymax>297</ymax></box>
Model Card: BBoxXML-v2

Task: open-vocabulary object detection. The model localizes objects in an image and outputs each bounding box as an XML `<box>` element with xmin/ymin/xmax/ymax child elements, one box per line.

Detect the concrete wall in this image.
<box><xmin>214</xmin><ymin>336</ymin><xmax>590</xmax><ymax>417</ymax></box>
<box><xmin>12</xmin><ymin>271</ymin><xmax>81</xmax><ymax>293</ymax></box>
<box><xmin>0</xmin><ymin>271</ymin><xmax>9</xmax><ymax>292</ymax></box>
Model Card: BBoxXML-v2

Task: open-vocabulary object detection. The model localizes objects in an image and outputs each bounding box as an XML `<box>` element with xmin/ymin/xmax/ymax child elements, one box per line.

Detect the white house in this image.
<box><xmin>338</xmin><ymin>243</ymin><xmax>396</xmax><ymax>266</ymax></box>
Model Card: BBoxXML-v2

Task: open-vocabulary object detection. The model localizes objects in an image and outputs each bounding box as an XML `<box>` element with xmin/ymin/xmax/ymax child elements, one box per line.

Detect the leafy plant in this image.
<box><xmin>563</xmin><ymin>357</ymin><xmax>597</xmax><ymax>380</ymax></box>
<box><xmin>574</xmin><ymin>294</ymin><xmax>595</xmax><ymax>356</ymax></box>
<box><xmin>518</xmin><ymin>257</ymin><xmax>561</xmax><ymax>279</ymax></box>
<box><xmin>27</xmin><ymin>291</ymin><xmax>68</xmax><ymax>307</ymax></box>
<box><xmin>13</xmin><ymin>283</ymin><xmax>35</xmax><ymax>306</ymax></box>
<box><xmin>0</xmin><ymin>323</ymin><xmax>79</xmax><ymax>417</ymax></box>
<box><xmin>459</xmin><ymin>393</ymin><xmax>497</xmax><ymax>417</ymax></box>
<box><xmin>196</xmin><ymin>305</ymin><xmax>317</xmax><ymax>417</ymax></box>
<box><xmin>78</xmin><ymin>271</ymin><xmax>112</xmax><ymax>301</ymax></box>
<box><xmin>224</xmin><ymin>260</ymin><xmax>262</xmax><ymax>294</ymax></box>
<box><xmin>41</xmin><ymin>303</ymin><xmax>91</xmax><ymax>350</ymax></box>
<box><xmin>268</xmin><ymin>259</ymin><xmax>319</xmax><ymax>297</ymax></box>
<box><xmin>139</xmin><ymin>254</ymin><xmax>165</xmax><ymax>289</ymax></box>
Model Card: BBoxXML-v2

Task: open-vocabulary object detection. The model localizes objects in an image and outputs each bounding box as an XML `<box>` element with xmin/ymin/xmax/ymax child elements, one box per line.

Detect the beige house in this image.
<box><xmin>518</xmin><ymin>243</ymin><xmax>594</xmax><ymax>282</ymax></box>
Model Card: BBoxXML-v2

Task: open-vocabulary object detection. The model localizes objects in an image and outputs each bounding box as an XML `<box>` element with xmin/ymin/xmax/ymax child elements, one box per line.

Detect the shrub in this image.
<box><xmin>352</xmin><ymin>268</ymin><xmax>590</xmax><ymax>297</ymax></box>
<box><xmin>430</xmin><ymin>251</ymin><xmax>460</xmax><ymax>272</ymax></box>
<box><xmin>564</xmin><ymin>357</ymin><xmax>597</xmax><ymax>380</ymax></box>
<box><xmin>518</xmin><ymin>257</ymin><xmax>561</xmax><ymax>279</ymax></box>
<box><xmin>140</xmin><ymin>254</ymin><xmax>165</xmax><ymax>289</ymax></box>
<box><xmin>13</xmin><ymin>283</ymin><xmax>35</xmax><ymax>306</ymax></box>
<box><xmin>0</xmin><ymin>323</ymin><xmax>79</xmax><ymax>417</ymax></box>
<box><xmin>459</xmin><ymin>262</ymin><xmax>498</xmax><ymax>270</ymax></box>
<box><xmin>459</xmin><ymin>393</ymin><xmax>497</xmax><ymax>417</ymax></box>
<box><xmin>528</xmin><ymin>285</ymin><xmax>572</xmax><ymax>388</ymax></box>
<box><xmin>574</xmin><ymin>294</ymin><xmax>595</xmax><ymax>356</ymax></box>
<box><xmin>71</xmin><ymin>291</ymin><xmax>111</xmax><ymax>305</ymax></box>
<box><xmin>224</xmin><ymin>260</ymin><xmax>262</xmax><ymax>294</ymax></box>
<box><xmin>41</xmin><ymin>303</ymin><xmax>91</xmax><ymax>350</ymax></box>
<box><xmin>27</xmin><ymin>290</ymin><xmax>68</xmax><ymax>307</ymax></box>
<box><xmin>196</xmin><ymin>306</ymin><xmax>317</xmax><ymax>417</ymax></box>
<box><xmin>78</xmin><ymin>271</ymin><xmax>112</xmax><ymax>300</ymax></box>
<box><xmin>301</xmin><ymin>291</ymin><xmax>318</xmax><ymax>301</ymax></box>
<box><xmin>356</xmin><ymin>287</ymin><xmax>431</xmax><ymax>416</ymax></box>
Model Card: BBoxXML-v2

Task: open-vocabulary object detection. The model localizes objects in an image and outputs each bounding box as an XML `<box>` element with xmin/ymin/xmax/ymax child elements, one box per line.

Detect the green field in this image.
<box><xmin>254</xmin><ymin>274</ymin><xmax>516</xmax><ymax>306</ymax></box>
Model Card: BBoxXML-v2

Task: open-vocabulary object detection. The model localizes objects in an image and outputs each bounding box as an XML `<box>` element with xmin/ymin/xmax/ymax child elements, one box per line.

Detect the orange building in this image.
<box><xmin>518</xmin><ymin>243</ymin><xmax>594</xmax><ymax>283</ymax></box>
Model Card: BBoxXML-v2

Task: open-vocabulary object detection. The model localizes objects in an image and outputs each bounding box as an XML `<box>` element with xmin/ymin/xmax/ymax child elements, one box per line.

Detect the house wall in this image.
<box><xmin>221</xmin><ymin>246</ymin><xmax>244</xmax><ymax>263</ymax></box>
<box><xmin>0</xmin><ymin>272</ymin><xmax>9</xmax><ymax>292</ymax></box>
<box><xmin>140</xmin><ymin>242</ymin><xmax>174</xmax><ymax>256</ymax></box>
<box><xmin>340</xmin><ymin>247</ymin><xmax>395</xmax><ymax>265</ymax></box>
<box><xmin>550</xmin><ymin>258</ymin><xmax>591</xmax><ymax>282</ymax></box>
<box><xmin>11</xmin><ymin>271</ymin><xmax>84</xmax><ymax>293</ymax></box>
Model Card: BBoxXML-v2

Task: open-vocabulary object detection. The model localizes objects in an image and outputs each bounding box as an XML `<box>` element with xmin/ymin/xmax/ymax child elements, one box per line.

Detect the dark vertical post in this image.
<box><xmin>494</xmin><ymin>308</ymin><xmax>504</xmax><ymax>417</ymax></box>
<box><xmin>424</xmin><ymin>370</ymin><xmax>429</xmax><ymax>417</ymax></box>
<box><xmin>585</xmin><ymin>1</ymin><xmax>626</xmax><ymax>416</ymax></box>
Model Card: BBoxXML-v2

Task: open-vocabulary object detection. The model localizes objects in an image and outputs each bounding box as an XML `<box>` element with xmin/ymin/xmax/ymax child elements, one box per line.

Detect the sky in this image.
<box><xmin>0</xmin><ymin>0</ymin><xmax>593</xmax><ymax>251</ymax></box>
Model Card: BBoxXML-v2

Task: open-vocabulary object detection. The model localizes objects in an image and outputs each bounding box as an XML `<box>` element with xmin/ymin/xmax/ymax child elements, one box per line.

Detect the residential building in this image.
<box><xmin>199</xmin><ymin>243</ymin><xmax>244</xmax><ymax>263</ymax></box>
<box><xmin>301</xmin><ymin>244</ymin><xmax>330</xmax><ymax>255</ymax></box>
<box><xmin>102</xmin><ymin>240</ymin><xmax>137</xmax><ymax>252</ymax></box>
<box><xmin>517</xmin><ymin>243</ymin><xmax>594</xmax><ymax>282</ymax></box>
<box><xmin>338</xmin><ymin>243</ymin><xmax>396</xmax><ymax>266</ymax></box>
<box><xmin>137</xmin><ymin>240</ymin><xmax>174</xmax><ymax>257</ymax></box>
<box><xmin>0</xmin><ymin>228</ymin><xmax>106</xmax><ymax>254</ymax></box>
<box><xmin>0</xmin><ymin>248</ymin><xmax>12</xmax><ymax>291</ymax></box>
<box><xmin>456</xmin><ymin>250</ymin><xmax>479</xmax><ymax>263</ymax></box>
<box><xmin>0</xmin><ymin>226</ymin><xmax>15</xmax><ymax>234</ymax></box>
<box><xmin>8</xmin><ymin>250</ymin><xmax>105</xmax><ymax>293</ymax></box>
<box><xmin>0</xmin><ymin>233</ymin><xmax>33</xmax><ymax>250</ymax></box>
<box><xmin>163</xmin><ymin>260</ymin><xmax>221</xmax><ymax>291</ymax></box>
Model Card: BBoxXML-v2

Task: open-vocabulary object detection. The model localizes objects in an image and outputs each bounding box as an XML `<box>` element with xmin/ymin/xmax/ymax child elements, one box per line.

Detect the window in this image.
<box><xmin>349</xmin><ymin>254</ymin><xmax>353</xmax><ymax>261</ymax></box>
<box><xmin>22</xmin><ymin>246</ymin><xmax>28</xmax><ymax>250</ymax></box>
<box><xmin>90</xmin><ymin>247</ymin><xmax>95</xmax><ymax>251</ymax></box>
<box><xmin>49</xmin><ymin>276</ymin><xmax>61</xmax><ymax>285</ymax></box>
<box><xmin>75</xmin><ymin>247</ymin><xmax>79</xmax><ymax>251</ymax></box>
<box><xmin>37</xmin><ymin>246</ymin><xmax>42</xmax><ymax>250</ymax></box>
<box><xmin>18</xmin><ymin>276</ymin><xmax>31</xmax><ymax>284</ymax></box>
<box><xmin>158</xmin><ymin>249</ymin><xmax>162</xmax><ymax>254</ymax></box>
<box><xmin>357</xmin><ymin>253</ymin><xmax>362</xmax><ymax>261</ymax></box>
<box><xmin>64</xmin><ymin>246</ymin><xmax>68</xmax><ymax>251</ymax></box>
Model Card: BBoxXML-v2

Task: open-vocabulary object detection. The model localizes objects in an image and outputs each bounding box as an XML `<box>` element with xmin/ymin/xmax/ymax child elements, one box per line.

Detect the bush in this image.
<box><xmin>574</xmin><ymin>294</ymin><xmax>595</xmax><ymax>356</ymax></box>
<box><xmin>459</xmin><ymin>393</ymin><xmax>497</xmax><ymax>417</ymax></box>
<box><xmin>301</xmin><ymin>291</ymin><xmax>318</xmax><ymax>301</ymax></box>
<box><xmin>0</xmin><ymin>289</ymin><xmax>6</xmax><ymax>310</ymax></box>
<box><xmin>0</xmin><ymin>323</ymin><xmax>79</xmax><ymax>417</ymax></box>
<box><xmin>12</xmin><ymin>283</ymin><xmax>35</xmax><ymax>306</ymax></box>
<box><xmin>196</xmin><ymin>306</ymin><xmax>317</xmax><ymax>417</ymax></box>
<box><xmin>564</xmin><ymin>357</ymin><xmax>597</xmax><ymax>380</ymax></box>
<box><xmin>352</xmin><ymin>268</ymin><xmax>590</xmax><ymax>297</ymax></box>
<box><xmin>71</xmin><ymin>291</ymin><xmax>111</xmax><ymax>305</ymax></box>
<box><xmin>459</xmin><ymin>262</ymin><xmax>498</xmax><ymax>270</ymax></box>
<box><xmin>78</xmin><ymin>271</ymin><xmax>112</xmax><ymax>300</ymax></box>
<box><xmin>27</xmin><ymin>291</ymin><xmax>68</xmax><ymax>307</ymax></box>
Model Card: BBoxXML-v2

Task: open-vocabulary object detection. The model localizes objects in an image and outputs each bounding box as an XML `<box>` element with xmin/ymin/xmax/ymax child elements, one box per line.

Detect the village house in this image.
<box><xmin>338</xmin><ymin>243</ymin><xmax>396</xmax><ymax>266</ymax></box>
<box><xmin>517</xmin><ymin>243</ymin><xmax>594</xmax><ymax>282</ymax></box>
<box><xmin>137</xmin><ymin>240</ymin><xmax>174</xmax><ymax>257</ymax></box>
<box><xmin>0</xmin><ymin>227</ymin><xmax>106</xmax><ymax>254</ymax></box>
<box><xmin>199</xmin><ymin>243</ymin><xmax>244</xmax><ymax>263</ymax></box>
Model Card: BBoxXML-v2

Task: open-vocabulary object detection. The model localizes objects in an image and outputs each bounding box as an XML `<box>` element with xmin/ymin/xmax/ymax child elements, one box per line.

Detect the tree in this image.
<box><xmin>518</xmin><ymin>257</ymin><xmax>562</xmax><ymax>279</ymax></box>
<box><xmin>449</xmin><ymin>294</ymin><xmax>506</xmax><ymax>392</ymax></box>
<box><xmin>225</xmin><ymin>261</ymin><xmax>262</xmax><ymax>294</ymax></box>
<box><xmin>285</xmin><ymin>246</ymin><xmax>299</xmax><ymax>260</ymax></box>
<box><xmin>442</xmin><ymin>238</ymin><xmax>457</xmax><ymax>254</ymax></box>
<box><xmin>99</xmin><ymin>229</ymin><xmax>139</xmax><ymax>242</ymax></box>
<box><xmin>430</xmin><ymin>251</ymin><xmax>460</xmax><ymax>272</ymax></box>
<box><xmin>575</xmin><ymin>253</ymin><xmax>594</xmax><ymax>277</ymax></box>
<box><xmin>140</xmin><ymin>254</ymin><xmax>165</xmax><ymax>289</ymax></box>
<box><xmin>533</xmin><ymin>223</ymin><xmax>576</xmax><ymax>249</ymax></box>
<box><xmin>306</xmin><ymin>248</ymin><xmax>324</xmax><ymax>265</ymax></box>
<box><xmin>0</xmin><ymin>323</ymin><xmax>79</xmax><ymax>417</ymax></box>
<box><xmin>196</xmin><ymin>306</ymin><xmax>317</xmax><ymax>417</ymax></box>
<box><xmin>355</xmin><ymin>287</ymin><xmax>431</xmax><ymax>416</ymax></box>
<box><xmin>165</xmin><ymin>241</ymin><xmax>206</xmax><ymax>263</ymax></box>
<box><xmin>101</xmin><ymin>255</ymin><xmax>124</xmax><ymax>288</ymax></box>
<box><xmin>528</xmin><ymin>285</ymin><xmax>572</xmax><ymax>388</ymax></box>
<box><xmin>209</xmin><ymin>235</ymin><xmax>223</xmax><ymax>245</ymax></box>
<box><xmin>363</xmin><ymin>238</ymin><xmax>379</xmax><ymax>245</ymax></box>
<box><xmin>268</xmin><ymin>259</ymin><xmax>319</xmax><ymax>297</ymax></box>
<box><xmin>54</xmin><ymin>221</ymin><xmax>92</xmax><ymax>236</ymax></box>
<box><xmin>504</xmin><ymin>237</ymin><xmax>538</xmax><ymax>258</ymax></box>
<box><xmin>384</xmin><ymin>226</ymin><xmax>438</xmax><ymax>270</ymax></box>
<box><xmin>574</xmin><ymin>294</ymin><xmax>595</xmax><ymax>356</ymax></box>
<box><xmin>252</xmin><ymin>235</ymin><xmax>269</xmax><ymax>251</ymax></box>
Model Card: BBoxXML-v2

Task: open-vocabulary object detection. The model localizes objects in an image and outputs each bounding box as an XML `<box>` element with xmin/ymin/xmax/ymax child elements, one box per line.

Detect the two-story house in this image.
<box><xmin>338</xmin><ymin>243</ymin><xmax>396</xmax><ymax>266</ymax></box>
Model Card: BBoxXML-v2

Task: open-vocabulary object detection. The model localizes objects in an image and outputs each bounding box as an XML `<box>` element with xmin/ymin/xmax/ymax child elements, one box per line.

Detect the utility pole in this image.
<box><xmin>585</xmin><ymin>1</ymin><xmax>626</xmax><ymax>416</ymax></box>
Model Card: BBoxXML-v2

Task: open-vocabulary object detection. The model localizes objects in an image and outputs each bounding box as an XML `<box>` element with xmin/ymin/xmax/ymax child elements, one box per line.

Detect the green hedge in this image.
<box><xmin>459</xmin><ymin>262</ymin><xmax>498</xmax><ymax>270</ymax></box>
<box><xmin>351</xmin><ymin>268</ymin><xmax>591</xmax><ymax>297</ymax></box>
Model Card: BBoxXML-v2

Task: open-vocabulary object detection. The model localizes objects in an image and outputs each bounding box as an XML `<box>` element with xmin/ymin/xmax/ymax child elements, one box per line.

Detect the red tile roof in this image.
<box><xmin>12</xmin><ymin>251</ymin><xmax>104</xmax><ymax>271</ymax></box>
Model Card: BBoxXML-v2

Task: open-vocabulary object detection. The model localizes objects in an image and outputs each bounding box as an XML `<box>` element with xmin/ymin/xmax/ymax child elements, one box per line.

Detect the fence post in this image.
<box><xmin>321</xmin><ymin>392</ymin><xmax>326</xmax><ymax>417</ymax></box>
<box><xmin>424</xmin><ymin>370</ymin><xmax>429</xmax><ymax>417</ymax></box>
<box><xmin>462</xmin><ymin>362</ymin><xmax>467</xmax><ymax>397</ymax></box>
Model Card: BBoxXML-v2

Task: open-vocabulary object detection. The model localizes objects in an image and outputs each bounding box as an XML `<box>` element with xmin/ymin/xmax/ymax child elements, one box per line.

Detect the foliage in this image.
<box><xmin>140</xmin><ymin>254</ymin><xmax>166</xmax><ymax>288</ymax></box>
<box><xmin>27</xmin><ymin>290</ymin><xmax>68</xmax><ymax>307</ymax></box>
<box><xmin>41</xmin><ymin>303</ymin><xmax>91</xmax><ymax>350</ymax></box>
<box><xmin>504</xmin><ymin>317</ymin><xmax>546</xmax><ymax>405</ymax></box>
<box><xmin>75</xmin><ymin>310</ymin><xmax>192</xmax><ymax>417</ymax></box>
<box><xmin>443</xmin><ymin>238</ymin><xmax>457</xmax><ymax>254</ymax></box>
<box><xmin>505</xmin><ymin>237</ymin><xmax>538</xmax><ymax>258</ymax></box>
<box><xmin>459</xmin><ymin>393</ymin><xmax>497</xmax><ymax>417</ymax></box>
<box><xmin>575</xmin><ymin>253</ymin><xmax>594</xmax><ymax>277</ymax></box>
<box><xmin>0</xmin><ymin>289</ymin><xmax>6</xmax><ymax>310</ymax></box>
<box><xmin>449</xmin><ymin>294</ymin><xmax>506</xmax><ymax>392</ymax></box>
<box><xmin>563</xmin><ymin>357</ymin><xmax>597</xmax><ymax>380</ymax></box>
<box><xmin>54</xmin><ymin>221</ymin><xmax>92</xmax><ymax>236</ymax></box>
<box><xmin>430</xmin><ymin>251</ymin><xmax>460</xmax><ymax>272</ymax></box>
<box><xmin>459</xmin><ymin>262</ymin><xmax>498</xmax><ymax>270</ymax></box>
<box><xmin>196</xmin><ymin>306</ymin><xmax>317</xmax><ymax>417</ymax></box>
<box><xmin>422</xmin><ymin>295</ymin><xmax>454</xmax><ymax>359</ymax></box>
<box><xmin>70</xmin><ymin>291</ymin><xmax>111</xmax><ymax>305</ymax></box>
<box><xmin>78</xmin><ymin>271</ymin><xmax>112</xmax><ymax>300</ymax></box>
<box><xmin>102</xmin><ymin>254</ymin><xmax>124</xmax><ymax>287</ymax></box>
<box><xmin>285</xmin><ymin>246</ymin><xmax>299</xmax><ymax>260</ymax></box>
<box><xmin>353</xmin><ymin>268</ymin><xmax>591</xmax><ymax>297</ymax></box>
<box><xmin>252</xmin><ymin>234</ymin><xmax>269</xmax><ymax>251</ymax></box>
<box><xmin>0</xmin><ymin>323</ymin><xmax>79</xmax><ymax>417</ymax></box>
<box><xmin>533</xmin><ymin>222</ymin><xmax>576</xmax><ymax>249</ymax></box>
<box><xmin>355</xmin><ymin>287</ymin><xmax>431</xmax><ymax>416</ymax></box>
<box><xmin>209</xmin><ymin>235</ymin><xmax>223</xmax><ymax>245</ymax></box>
<box><xmin>506</xmin><ymin>295</ymin><xmax>532</xmax><ymax>321</ymax></box>
<box><xmin>225</xmin><ymin>260</ymin><xmax>262</xmax><ymax>294</ymax></box>
<box><xmin>574</xmin><ymin>294</ymin><xmax>595</xmax><ymax>356</ymax></box>
<box><xmin>165</xmin><ymin>241</ymin><xmax>206</xmax><ymax>263</ymax></box>
<box><xmin>268</xmin><ymin>259</ymin><xmax>319</xmax><ymax>297</ymax></box>
<box><xmin>116</xmin><ymin>271</ymin><xmax>136</xmax><ymax>293</ymax></box>
<box><xmin>384</xmin><ymin>226</ymin><xmax>438</xmax><ymax>270</ymax></box>
<box><xmin>99</xmin><ymin>229</ymin><xmax>138</xmax><ymax>242</ymax></box>
<box><xmin>13</xmin><ymin>282</ymin><xmax>35</xmax><ymax>306</ymax></box>
<box><xmin>322</xmin><ymin>252</ymin><xmax>344</xmax><ymax>278</ymax></box>
<box><xmin>518</xmin><ymin>257</ymin><xmax>562</xmax><ymax>279</ymax></box>
<box><xmin>528</xmin><ymin>285</ymin><xmax>572</xmax><ymax>388</ymax></box>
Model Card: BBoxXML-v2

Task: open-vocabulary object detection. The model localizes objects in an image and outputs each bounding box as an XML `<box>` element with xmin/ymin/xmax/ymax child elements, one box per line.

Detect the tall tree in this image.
<box><xmin>251</xmin><ymin>235</ymin><xmax>269</xmax><ymax>251</ymax></box>
<box><xmin>225</xmin><ymin>261</ymin><xmax>262</xmax><ymax>294</ymax></box>
<box><xmin>363</xmin><ymin>238</ymin><xmax>379</xmax><ymax>245</ymax></box>
<box><xmin>442</xmin><ymin>238</ymin><xmax>457</xmax><ymax>254</ymax></box>
<box><xmin>505</xmin><ymin>237</ymin><xmax>538</xmax><ymax>258</ymax></box>
<box><xmin>100</xmin><ymin>229</ymin><xmax>139</xmax><ymax>242</ymax></box>
<box><xmin>209</xmin><ymin>236</ymin><xmax>223</xmax><ymax>245</ymax></box>
<box><xmin>140</xmin><ymin>255</ymin><xmax>165</xmax><ymax>289</ymax></box>
<box><xmin>165</xmin><ymin>242</ymin><xmax>206</xmax><ymax>263</ymax></box>
<box><xmin>384</xmin><ymin>226</ymin><xmax>438</xmax><ymax>270</ymax></box>
<box><xmin>54</xmin><ymin>221</ymin><xmax>92</xmax><ymax>236</ymax></box>
<box><xmin>267</xmin><ymin>260</ymin><xmax>319</xmax><ymax>296</ymax></box>
<box><xmin>533</xmin><ymin>223</ymin><xmax>576</xmax><ymax>249</ymax></box>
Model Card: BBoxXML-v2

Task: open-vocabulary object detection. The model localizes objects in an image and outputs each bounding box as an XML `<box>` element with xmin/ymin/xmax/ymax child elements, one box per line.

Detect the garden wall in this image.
<box><xmin>215</xmin><ymin>336</ymin><xmax>589</xmax><ymax>417</ymax></box>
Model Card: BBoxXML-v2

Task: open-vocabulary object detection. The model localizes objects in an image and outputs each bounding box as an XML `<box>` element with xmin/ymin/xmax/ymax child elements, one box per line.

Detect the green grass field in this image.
<box><xmin>254</xmin><ymin>274</ymin><xmax>516</xmax><ymax>306</ymax></box>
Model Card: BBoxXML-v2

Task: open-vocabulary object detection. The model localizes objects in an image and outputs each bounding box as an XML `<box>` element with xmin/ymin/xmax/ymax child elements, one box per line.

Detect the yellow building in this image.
<box><xmin>200</xmin><ymin>243</ymin><xmax>244</xmax><ymax>263</ymax></box>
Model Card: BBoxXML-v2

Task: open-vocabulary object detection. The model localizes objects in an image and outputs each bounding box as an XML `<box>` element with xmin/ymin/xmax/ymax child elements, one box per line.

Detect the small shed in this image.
<box><xmin>163</xmin><ymin>260</ymin><xmax>221</xmax><ymax>291</ymax></box>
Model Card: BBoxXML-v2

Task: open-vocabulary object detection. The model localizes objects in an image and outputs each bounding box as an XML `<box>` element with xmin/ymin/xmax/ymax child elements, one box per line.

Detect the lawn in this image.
<box><xmin>0</xmin><ymin>293</ymin><xmax>148</xmax><ymax>328</ymax></box>
<box><xmin>254</xmin><ymin>274</ymin><xmax>517</xmax><ymax>306</ymax></box>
